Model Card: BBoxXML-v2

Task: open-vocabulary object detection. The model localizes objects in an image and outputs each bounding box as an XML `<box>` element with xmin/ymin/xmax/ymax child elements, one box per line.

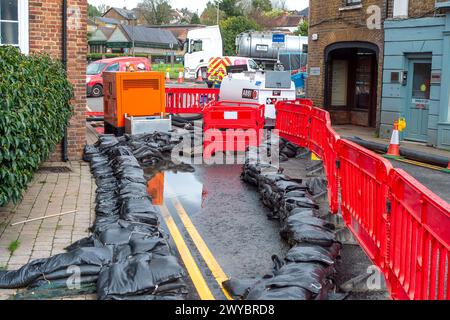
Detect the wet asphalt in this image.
<box><xmin>390</xmin><ymin>160</ymin><xmax>450</xmax><ymax>203</ymax></box>
<box><xmin>151</xmin><ymin>164</ymin><xmax>289</xmax><ymax>300</ymax></box>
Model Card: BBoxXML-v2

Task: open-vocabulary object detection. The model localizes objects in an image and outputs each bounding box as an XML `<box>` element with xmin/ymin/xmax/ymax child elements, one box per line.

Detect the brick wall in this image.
<box><xmin>29</xmin><ymin>0</ymin><xmax>87</xmax><ymax>161</ymax></box>
<box><xmin>307</xmin><ymin>0</ymin><xmax>386</xmax><ymax>127</ymax></box>
<box><xmin>386</xmin><ymin>0</ymin><xmax>437</xmax><ymax>19</ymax></box>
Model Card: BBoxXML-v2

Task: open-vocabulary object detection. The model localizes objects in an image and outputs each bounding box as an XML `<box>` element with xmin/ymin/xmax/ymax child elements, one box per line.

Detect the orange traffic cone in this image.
<box><xmin>178</xmin><ymin>71</ymin><xmax>184</xmax><ymax>84</ymax></box>
<box><xmin>195</xmin><ymin>69</ymin><xmax>203</xmax><ymax>83</ymax></box>
<box><xmin>444</xmin><ymin>161</ymin><xmax>450</xmax><ymax>173</ymax></box>
<box><xmin>165</xmin><ymin>71</ymin><xmax>171</xmax><ymax>83</ymax></box>
<box><xmin>385</xmin><ymin>121</ymin><xmax>402</xmax><ymax>159</ymax></box>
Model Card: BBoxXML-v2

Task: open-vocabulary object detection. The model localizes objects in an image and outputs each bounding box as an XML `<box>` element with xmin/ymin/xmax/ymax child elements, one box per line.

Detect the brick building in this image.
<box><xmin>0</xmin><ymin>1</ymin><xmax>87</xmax><ymax>160</ymax></box>
<box><xmin>380</xmin><ymin>0</ymin><xmax>450</xmax><ymax>149</ymax></box>
<box><xmin>307</xmin><ymin>0</ymin><xmax>387</xmax><ymax>128</ymax></box>
<box><xmin>102</xmin><ymin>7</ymin><xmax>137</xmax><ymax>25</ymax></box>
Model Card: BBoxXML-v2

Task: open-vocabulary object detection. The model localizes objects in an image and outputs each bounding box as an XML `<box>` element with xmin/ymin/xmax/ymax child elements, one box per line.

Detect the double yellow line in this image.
<box><xmin>159</xmin><ymin>184</ymin><xmax>232</xmax><ymax>300</ymax></box>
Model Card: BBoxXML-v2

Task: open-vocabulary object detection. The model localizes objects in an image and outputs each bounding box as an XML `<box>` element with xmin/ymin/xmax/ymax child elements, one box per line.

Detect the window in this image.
<box><xmin>393</xmin><ymin>0</ymin><xmax>409</xmax><ymax>18</ymax></box>
<box><xmin>248</xmin><ymin>59</ymin><xmax>258</xmax><ymax>71</ymax></box>
<box><xmin>105</xmin><ymin>63</ymin><xmax>119</xmax><ymax>72</ymax></box>
<box><xmin>0</xmin><ymin>0</ymin><xmax>28</xmax><ymax>53</ymax></box>
<box><xmin>190</xmin><ymin>40</ymin><xmax>203</xmax><ymax>53</ymax></box>
<box><xmin>345</xmin><ymin>0</ymin><xmax>361</xmax><ymax>6</ymax></box>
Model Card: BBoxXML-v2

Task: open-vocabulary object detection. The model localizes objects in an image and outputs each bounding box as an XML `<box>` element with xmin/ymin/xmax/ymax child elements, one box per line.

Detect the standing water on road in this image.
<box><xmin>145</xmin><ymin>165</ymin><xmax>289</xmax><ymax>280</ymax></box>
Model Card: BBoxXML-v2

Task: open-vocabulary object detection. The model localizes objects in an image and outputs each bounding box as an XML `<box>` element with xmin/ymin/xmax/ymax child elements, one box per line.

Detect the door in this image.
<box><xmin>331</xmin><ymin>60</ymin><xmax>348</xmax><ymax>107</ymax></box>
<box><xmin>405</xmin><ymin>59</ymin><xmax>431</xmax><ymax>142</ymax></box>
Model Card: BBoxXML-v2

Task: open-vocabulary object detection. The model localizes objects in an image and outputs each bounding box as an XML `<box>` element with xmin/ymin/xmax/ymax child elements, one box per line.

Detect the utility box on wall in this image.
<box><xmin>103</xmin><ymin>71</ymin><xmax>166</xmax><ymax>135</ymax></box>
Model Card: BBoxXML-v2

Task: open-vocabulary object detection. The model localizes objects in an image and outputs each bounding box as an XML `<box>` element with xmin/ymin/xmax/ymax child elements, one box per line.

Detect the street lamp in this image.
<box><xmin>216</xmin><ymin>3</ymin><xmax>220</xmax><ymax>25</ymax></box>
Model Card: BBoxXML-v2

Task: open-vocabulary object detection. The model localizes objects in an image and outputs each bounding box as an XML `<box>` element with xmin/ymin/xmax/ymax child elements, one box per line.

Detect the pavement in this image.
<box><xmin>334</xmin><ymin>125</ymin><xmax>450</xmax><ymax>204</ymax></box>
<box><xmin>0</xmin><ymin>161</ymin><xmax>96</xmax><ymax>300</ymax></box>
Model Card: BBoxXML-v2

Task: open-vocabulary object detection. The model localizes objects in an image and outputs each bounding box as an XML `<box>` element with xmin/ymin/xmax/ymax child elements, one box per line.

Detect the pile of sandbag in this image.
<box><xmin>0</xmin><ymin>134</ymin><xmax>189</xmax><ymax>300</ymax></box>
<box><xmin>228</xmin><ymin>146</ymin><xmax>341</xmax><ymax>300</ymax></box>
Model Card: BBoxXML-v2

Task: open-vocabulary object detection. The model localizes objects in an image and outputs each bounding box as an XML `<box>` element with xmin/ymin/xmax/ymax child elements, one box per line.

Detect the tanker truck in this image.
<box><xmin>235</xmin><ymin>31</ymin><xmax>308</xmax><ymax>70</ymax></box>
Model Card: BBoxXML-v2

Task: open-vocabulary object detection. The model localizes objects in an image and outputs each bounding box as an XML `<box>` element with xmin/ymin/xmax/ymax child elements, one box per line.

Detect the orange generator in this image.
<box><xmin>103</xmin><ymin>71</ymin><xmax>166</xmax><ymax>135</ymax></box>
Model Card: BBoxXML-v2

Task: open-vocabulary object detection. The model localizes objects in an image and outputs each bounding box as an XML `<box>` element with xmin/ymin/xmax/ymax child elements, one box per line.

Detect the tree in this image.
<box><xmin>191</xmin><ymin>13</ymin><xmax>201</xmax><ymax>24</ymax></box>
<box><xmin>220</xmin><ymin>16</ymin><xmax>260</xmax><ymax>55</ymax></box>
<box><xmin>294</xmin><ymin>20</ymin><xmax>308</xmax><ymax>36</ymax></box>
<box><xmin>251</xmin><ymin>0</ymin><xmax>272</xmax><ymax>12</ymax></box>
<box><xmin>201</xmin><ymin>1</ymin><xmax>225</xmax><ymax>25</ymax></box>
<box><xmin>88</xmin><ymin>4</ymin><xmax>101</xmax><ymax>18</ymax></box>
<box><xmin>97</xmin><ymin>4</ymin><xmax>110</xmax><ymax>15</ymax></box>
<box><xmin>137</xmin><ymin>0</ymin><xmax>173</xmax><ymax>25</ymax></box>
<box><xmin>219</xmin><ymin>0</ymin><xmax>243</xmax><ymax>17</ymax></box>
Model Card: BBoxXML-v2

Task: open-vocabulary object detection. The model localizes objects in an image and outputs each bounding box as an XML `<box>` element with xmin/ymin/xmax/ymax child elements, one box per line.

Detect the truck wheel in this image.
<box><xmin>91</xmin><ymin>84</ymin><xmax>103</xmax><ymax>98</ymax></box>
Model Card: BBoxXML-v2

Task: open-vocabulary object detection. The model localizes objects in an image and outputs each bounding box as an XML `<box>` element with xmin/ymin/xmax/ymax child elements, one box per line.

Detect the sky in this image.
<box><xmin>88</xmin><ymin>0</ymin><xmax>308</xmax><ymax>14</ymax></box>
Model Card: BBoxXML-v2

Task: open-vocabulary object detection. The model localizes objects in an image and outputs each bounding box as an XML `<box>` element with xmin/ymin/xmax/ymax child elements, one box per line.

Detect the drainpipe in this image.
<box><xmin>62</xmin><ymin>0</ymin><xmax>68</xmax><ymax>162</ymax></box>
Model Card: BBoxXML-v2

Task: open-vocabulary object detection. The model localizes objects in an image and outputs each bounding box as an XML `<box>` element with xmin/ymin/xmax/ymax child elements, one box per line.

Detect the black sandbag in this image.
<box><xmin>247</xmin><ymin>284</ymin><xmax>313</xmax><ymax>300</ymax></box>
<box><xmin>32</xmin><ymin>265</ymin><xmax>101</xmax><ymax>282</ymax></box>
<box><xmin>222</xmin><ymin>279</ymin><xmax>258</xmax><ymax>299</ymax></box>
<box><xmin>307</xmin><ymin>177</ymin><xmax>328</xmax><ymax>196</ymax></box>
<box><xmin>97</xmin><ymin>254</ymin><xmax>185</xmax><ymax>300</ymax></box>
<box><xmin>83</xmin><ymin>145</ymin><xmax>99</xmax><ymax>162</ymax></box>
<box><xmin>280</xmin><ymin>222</ymin><xmax>338</xmax><ymax>247</ymax></box>
<box><xmin>29</xmin><ymin>275</ymin><xmax>99</xmax><ymax>290</ymax></box>
<box><xmin>0</xmin><ymin>247</ymin><xmax>112</xmax><ymax>289</ymax></box>
<box><xmin>286</xmin><ymin>243</ymin><xmax>341</xmax><ymax>265</ymax></box>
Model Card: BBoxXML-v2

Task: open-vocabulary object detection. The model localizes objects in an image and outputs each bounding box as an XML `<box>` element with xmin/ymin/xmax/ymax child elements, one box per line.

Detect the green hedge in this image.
<box><xmin>0</xmin><ymin>47</ymin><xmax>74</xmax><ymax>206</ymax></box>
<box><xmin>87</xmin><ymin>53</ymin><xmax>151</xmax><ymax>61</ymax></box>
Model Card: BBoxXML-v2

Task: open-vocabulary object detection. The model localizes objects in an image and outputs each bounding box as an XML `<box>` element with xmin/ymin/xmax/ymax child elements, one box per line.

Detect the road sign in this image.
<box><xmin>272</xmin><ymin>34</ymin><xmax>286</xmax><ymax>49</ymax></box>
<box><xmin>272</xmin><ymin>34</ymin><xmax>286</xmax><ymax>43</ymax></box>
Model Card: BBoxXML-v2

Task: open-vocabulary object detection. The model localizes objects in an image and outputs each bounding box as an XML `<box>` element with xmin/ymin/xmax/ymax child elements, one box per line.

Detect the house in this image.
<box><xmin>307</xmin><ymin>0</ymin><xmax>385</xmax><ymax>128</ymax></box>
<box><xmin>102</xmin><ymin>7</ymin><xmax>137</xmax><ymax>25</ymax></box>
<box><xmin>0</xmin><ymin>0</ymin><xmax>87</xmax><ymax>160</ymax></box>
<box><xmin>106</xmin><ymin>25</ymin><xmax>180</xmax><ymax>57</ymax></box>
<box><xmin>88</xmin><ymin>27</ymin><xmax>115</xmax><ymax>54</ymax></box>
<box><xmin>380</xmin><ymin>0</ymin><xmax>450</xmax><ymax>149</ymax></box>
<box><xmin>146</xmin><ymin>24</ymin><xmax>206</xmax><ymax>43</ymax></box>
<box><xmin>259</xmin><ymin>12</ymin><xmax>308</xmax><ymax>33</ymax></box>
<box><xmin>92</xmin><ymin>16</ymin><xmax>121</xmax><ymax>28</ymax></box>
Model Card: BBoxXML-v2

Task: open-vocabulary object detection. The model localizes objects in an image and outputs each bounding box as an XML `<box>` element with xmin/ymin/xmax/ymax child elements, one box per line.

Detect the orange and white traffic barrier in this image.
<box><xmin>386</xmin><ymin>121</ymin><xmax>401</xmax><ymax>158</ymax></box>
<box><xmin>178</xmin><ymin>71</ymin><xmax>184</xmax><ymax>84</ymax></box>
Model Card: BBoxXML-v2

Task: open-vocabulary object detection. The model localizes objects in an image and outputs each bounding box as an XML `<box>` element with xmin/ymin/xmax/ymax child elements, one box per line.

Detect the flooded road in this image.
<box><xmin>145</xmin><ymin>165</ymin><xmax>289</xmax><ymax>300</ymax></box>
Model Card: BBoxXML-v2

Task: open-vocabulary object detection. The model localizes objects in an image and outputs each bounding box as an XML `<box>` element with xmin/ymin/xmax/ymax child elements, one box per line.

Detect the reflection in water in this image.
<box><xmin>146</xmin><ymin>169</ymin><xmax>205</xmax><ymax>214</ymax></box>
<box><xmin>147</xmin><ymin>172</ymin><xmax>165</xmax><ymax>205</ymax></box>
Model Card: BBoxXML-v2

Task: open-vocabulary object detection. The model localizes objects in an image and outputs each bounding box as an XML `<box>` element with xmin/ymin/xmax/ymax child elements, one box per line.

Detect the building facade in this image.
<box><xmin>106</xmin><ymin>25</ymin><xmax>180</xmax><ymax>56</ymax></box>
<box><xmin>307</xmin><ymin>0</ymin><xmax>386</xmax><ymax>128</ymax></box>
<box><xmin>102</xmin><ymin>7</ymin><xmax>137</xmax><ymax>25</ymax></box>
<box><xmin>0</xmin><ymin>0</ymin><xmax>87</xmax><ymax>160</ymax></box>
<box><xmin>380</xmin><ymin>0</ymin><xmax>450</xmax><ymax>149</ymax></box>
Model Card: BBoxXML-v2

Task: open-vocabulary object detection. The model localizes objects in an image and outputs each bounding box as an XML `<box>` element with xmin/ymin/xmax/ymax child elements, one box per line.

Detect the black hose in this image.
<box><xmin>346</xmin><ymin>137</ymin><xmax>450</xmax><ymax>167</ymax></box>
<box><xmin>171</xmin><ymin>114</ymin><xmax>203</xmax><ymax>122</ymax></box>
<box><xmin>61</xmin><ymin>0</ymin><xmax>68</xmax><ymax>162</ymax></box>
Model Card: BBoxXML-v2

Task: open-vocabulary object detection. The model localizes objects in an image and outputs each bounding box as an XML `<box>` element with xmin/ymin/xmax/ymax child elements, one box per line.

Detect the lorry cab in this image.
<box><xmin>219</xmin><ymin>71</ymin><xmax>296</xmax><ymax>120</ymax></box>
<box><xmin>184</xmin><ymin>26</ymin><xmax>223</xmax><ymax>81</ymax></box>
<box><xmin>206</xmin><ymin>56</ymin><xmax>260</xmax><ymax>88</ymax></box>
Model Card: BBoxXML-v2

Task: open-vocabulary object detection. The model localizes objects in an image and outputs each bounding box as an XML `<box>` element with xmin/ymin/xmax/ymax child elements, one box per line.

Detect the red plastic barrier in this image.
<box><xmin>337</xmin><ymin>139</ymin><xmax>393</xmax><ymax>269</ymax></box>
<box><xmin>296</xmin><ymin>98</ymin><xmax>313</xmax><ymax>107</ymax></box>
<box><xmin>275</xmin><ymin>101</ymin><xmax>312</xmax><ymax>148</ymax></box>
<box><xmin>165</xmin><ymin>88</ymin><xmax>220</xmax><ymax>114</ymax></box>
<box><xmin>309</xmin><ymin>108</ymin><xmax>341</xmax><ymax>214</ymax></box>
<box><xmin>203</xmin><ymin>101</ymin><xmax>265</xmax><ymax>159</ymax></box>
<box><xmin>387</xmin><ymin>169</ymin><xmax>450</xmax><ymax>300</ymax></box>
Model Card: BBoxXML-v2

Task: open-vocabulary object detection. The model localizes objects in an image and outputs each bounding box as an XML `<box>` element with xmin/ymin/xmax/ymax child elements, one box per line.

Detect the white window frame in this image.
<box><xmin>0</xmin><ymin>0</ymin><xmax>28</xmax><ymax>53</ymax></box>
<box><xmin>18</xmin><ymin>0</ymin><xmax>28</xmax><ymax>54</ymax></box>
<box><xmin>393</xmin><ymin>0</ymin><xmax>409</xmax><ymax>18</ymax></box>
